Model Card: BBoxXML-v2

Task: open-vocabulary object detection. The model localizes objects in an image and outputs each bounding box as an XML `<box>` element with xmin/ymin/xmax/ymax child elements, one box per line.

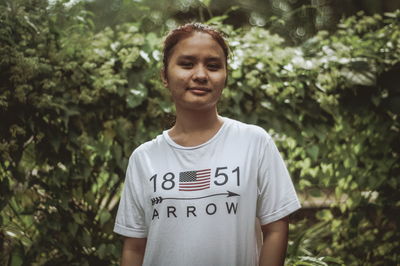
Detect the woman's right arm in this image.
<box><xmin>121</xmin><ymin>237</ymin><xmax>147</xmax><ymax>266</ymax></box>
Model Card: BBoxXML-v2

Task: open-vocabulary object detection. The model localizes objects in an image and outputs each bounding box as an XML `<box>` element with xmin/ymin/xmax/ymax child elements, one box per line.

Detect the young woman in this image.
<box><xmin>114</xmin><ymin>23</ymin><xmax>301</xmax><ymax>266</ymax></box>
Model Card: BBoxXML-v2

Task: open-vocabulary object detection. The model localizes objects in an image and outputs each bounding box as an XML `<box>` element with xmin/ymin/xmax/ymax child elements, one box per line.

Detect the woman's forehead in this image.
<box><xmin>170</xmin><ymin>32</ymin><xmax>225</xmax><ymax>59</ymax></box>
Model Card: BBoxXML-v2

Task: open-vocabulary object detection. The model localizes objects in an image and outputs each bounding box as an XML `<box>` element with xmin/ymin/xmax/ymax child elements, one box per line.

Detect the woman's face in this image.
<box><xmin>163</xmin><ymin>32</ymin><xmax>227</xmax><ymax>112</ymax></box>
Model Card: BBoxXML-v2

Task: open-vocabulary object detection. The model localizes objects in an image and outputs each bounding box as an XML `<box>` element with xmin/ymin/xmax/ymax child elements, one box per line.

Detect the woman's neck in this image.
<box><xmin>168</xmin><ymin>107</ymin><xmax>223</xmax><ymax>147</ymax></box>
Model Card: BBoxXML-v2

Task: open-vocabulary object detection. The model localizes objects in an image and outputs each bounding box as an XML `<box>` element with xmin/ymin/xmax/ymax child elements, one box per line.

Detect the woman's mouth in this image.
<box><xmin>187</xmin><ymin>87</ymin><xmax>212</xmax><ymax>95</ymax></box>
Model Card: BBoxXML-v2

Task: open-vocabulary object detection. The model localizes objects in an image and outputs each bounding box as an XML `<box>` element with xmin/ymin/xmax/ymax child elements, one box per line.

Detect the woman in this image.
<box><xmin>114</xmin><ymin>23</ymin><xmax>301</xmax><ymax>266</ymax></box>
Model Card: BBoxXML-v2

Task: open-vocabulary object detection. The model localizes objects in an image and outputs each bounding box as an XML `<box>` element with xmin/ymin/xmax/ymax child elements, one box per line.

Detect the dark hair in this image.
<box><xmin>162</xmin><ymin>23</ymin><xmax>229</xmax><ymax>78</ymax></box>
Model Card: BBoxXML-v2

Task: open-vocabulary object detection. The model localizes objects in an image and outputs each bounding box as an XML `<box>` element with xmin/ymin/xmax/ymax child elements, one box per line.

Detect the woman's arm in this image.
<box><xmin>259</xmin><ymin>216</ymin><xmax>289</xmax><ymax>266</ymax></box>
<box><xmin>121</xmin><ymin>237</ymin><xmax>147</xmax><ymax>266</ymax></box>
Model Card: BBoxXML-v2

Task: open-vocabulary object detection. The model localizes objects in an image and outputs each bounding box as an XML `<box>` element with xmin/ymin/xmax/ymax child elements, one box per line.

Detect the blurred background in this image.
<box><xmin>1</xmin><ymin>0</ymin><xmax>399</xmax><ymax>265</ymax></box>
<box><xmin>84</xmin><ymin>0</ymin><xmax>400</xmax><ymax>43</ymax></box>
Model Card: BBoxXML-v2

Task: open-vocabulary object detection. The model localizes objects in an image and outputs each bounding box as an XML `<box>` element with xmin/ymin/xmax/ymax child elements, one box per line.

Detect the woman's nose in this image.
<box><xmin>193</xmin><ymin>66</ymin><xmax>208</xmax><ymax>83</ymax></box>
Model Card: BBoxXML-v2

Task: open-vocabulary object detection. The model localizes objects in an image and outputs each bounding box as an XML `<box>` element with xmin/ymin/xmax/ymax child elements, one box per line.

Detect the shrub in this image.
<box><xmin>1</xmin><ymin>0</ymin><xmax>399</xmax><ymax>264</ymax></box>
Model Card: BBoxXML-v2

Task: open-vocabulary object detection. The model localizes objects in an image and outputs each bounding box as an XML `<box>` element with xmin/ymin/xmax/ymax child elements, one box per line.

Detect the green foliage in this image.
<box><xmin>1</xmin><ymin>0</ymin><xmax>399</xmax><ymax>265</ymax></box>
<box><xmin>0</xmin><ymin>0</ymin><xmax>169</xmax><ymax>264</ymax></box>
<box><xmin>218</xmin><ymin>11</ymin><xmax>400</xmax><ymax>265</ymax></box>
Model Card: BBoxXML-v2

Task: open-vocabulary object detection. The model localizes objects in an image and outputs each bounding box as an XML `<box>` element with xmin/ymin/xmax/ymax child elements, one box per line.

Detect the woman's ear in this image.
<box><xmin>160</xmin><ymin>68</ymin><xmax>168</xmax><ymax>87</ymax></box>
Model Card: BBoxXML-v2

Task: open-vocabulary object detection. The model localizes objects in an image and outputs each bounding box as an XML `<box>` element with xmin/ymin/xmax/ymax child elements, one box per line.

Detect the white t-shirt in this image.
<box><xmin>114</xmin><ymin>117</ymin><xmax>301</xmax><ymax>266</ymax></box>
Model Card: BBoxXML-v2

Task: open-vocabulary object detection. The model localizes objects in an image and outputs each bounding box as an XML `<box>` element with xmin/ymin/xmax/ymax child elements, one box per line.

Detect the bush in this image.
<box><xmin>1</xmin><ymin>0</ymin><xmax>399</xmax><ymax>264</ymax></box>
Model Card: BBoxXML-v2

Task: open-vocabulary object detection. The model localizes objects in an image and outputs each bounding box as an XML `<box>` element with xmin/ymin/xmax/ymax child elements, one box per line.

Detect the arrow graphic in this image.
<box><xmin>151</xmin><ymin>191</ymin><xmax>240</xmax><ymax>205</ymax></box>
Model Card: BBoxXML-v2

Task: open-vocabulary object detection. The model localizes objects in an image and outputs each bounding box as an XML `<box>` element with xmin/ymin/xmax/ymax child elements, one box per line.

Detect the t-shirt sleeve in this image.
<box><xmin>256</xmin><ymin>134</ymin><xmax>301</xmax><ymax>225</ymax></box>
<box><xmin>113</xmin><ymin>153</ymin><xmax>148</xmax><ymax>238</ymax></box>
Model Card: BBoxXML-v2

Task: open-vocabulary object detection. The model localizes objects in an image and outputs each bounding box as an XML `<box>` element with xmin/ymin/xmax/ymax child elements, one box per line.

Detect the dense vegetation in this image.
<box><xmin>1</xmin><ymin>0</ymin><xmax>399</xmax><ymax>265</ymax></box>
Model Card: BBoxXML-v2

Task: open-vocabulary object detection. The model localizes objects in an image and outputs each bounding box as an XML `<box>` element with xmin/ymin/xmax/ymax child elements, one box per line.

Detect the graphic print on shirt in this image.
<box><xmin>151</xmin><ymin>190</ymin><xmax>239</xmax><ymax>205</ymax></box>
<box><xmin>179</xmin><ymin>169</ymin><xmax>211</xmax><ymax>191</ymax></box>
<box><xmin>149</xmin><ymin>166</ymin><xmax>241</xmax><ymax>220</ymax></box>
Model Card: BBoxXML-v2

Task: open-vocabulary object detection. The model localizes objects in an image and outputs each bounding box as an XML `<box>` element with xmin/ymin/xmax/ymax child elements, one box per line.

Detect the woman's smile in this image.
<box><xmin>187</xmin><ymin>86</ymin><xmax>212</xmax><ymax>95</ymax></box>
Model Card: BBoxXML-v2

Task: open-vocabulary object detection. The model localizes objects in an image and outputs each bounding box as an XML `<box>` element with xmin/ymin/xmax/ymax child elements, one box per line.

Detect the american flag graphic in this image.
<box><xmin>179</xmin><ymin>169</ymin><xmax>211</xmax><ymax>191</ymax></box>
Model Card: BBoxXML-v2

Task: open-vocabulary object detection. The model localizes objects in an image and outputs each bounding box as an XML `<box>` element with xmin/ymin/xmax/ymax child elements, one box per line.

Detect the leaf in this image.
<box><xmin>199</xmin><ymin>0</ymin><xmax>212</xmax><ymax>7</ymax></box>
<box><xmin>307</xmin><ymin>145</ymin><xmax>319</xmax><ymax>161</ymax></box>
<box><xmin>99</xmin><ymin>210</ymin><xmax>111</xmax><ymax>226</ymax></box>
<box><xmin>126</xmin><ymin>83</ymin><xmax>147</xmax><ymax>108</ymax></box>
<box><xmin>298</xmin><ymin>256</ymin><xmax>328</xmax><ymax>266</ymax></box>
<box><xmin>316</xmin><ymin>209</ymin><xmax>333</xmax><ymax>221</ymax></box>
<box><xmin>68</xmin><ymin>222</ymin><xmax>79</xmax><ymax>237</ymax></box>
<box><xmin>72</xmin><ymin>213</ymin><xmax>84</xmax><ymax>225</ymax></box>
<box><xmin>97</xmin><ymin>243</ymin><xmax>107</xmax><ymax>259</ymax></box>
<box><xmin>309</xmin><ymin>188</ymin><xmax>322</xmax><ymax>198</ymax></box>
<box><xmin>11</xmin><ymin>252</ymin><xmax>23</xmax><ymax>266</ymax></box>
<box><xmin>322</xmin><ymin>256</ymin><xmax>344</xmax><ymax>264</ymax></box>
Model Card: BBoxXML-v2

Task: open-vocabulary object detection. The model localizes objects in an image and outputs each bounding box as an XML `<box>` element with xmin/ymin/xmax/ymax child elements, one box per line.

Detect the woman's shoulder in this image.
<box><xmin>128</xmin><ymin>133</ymin><xmax>166</xmax><ymax>160</ymax></box>
<box><xmin>223</xmin><ymin>117</ymin><xmax>272</xmax><ymax>141</ymax></box>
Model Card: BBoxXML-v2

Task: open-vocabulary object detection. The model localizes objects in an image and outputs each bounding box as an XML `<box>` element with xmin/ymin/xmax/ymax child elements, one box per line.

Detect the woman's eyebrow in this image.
<box><xmin>176</xmin><ymin>55</ymin><xmax>196</xmax><ymax>60</ymax></box>
<box><xmin>205</xmin><ymin>56</ymin><xmax>223</xmax><ymax>62</ymax></box>
<box><xmin>176</xmin><ymin>55</ymin><xmax>223</xmax><ymax>61</ymax></box>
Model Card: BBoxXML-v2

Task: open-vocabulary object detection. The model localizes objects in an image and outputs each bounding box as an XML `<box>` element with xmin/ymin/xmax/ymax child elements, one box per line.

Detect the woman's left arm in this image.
<box><xmin>259</xmin><ymin>216</ymin><xmax>289</xmax><ymax>266</ymax></box>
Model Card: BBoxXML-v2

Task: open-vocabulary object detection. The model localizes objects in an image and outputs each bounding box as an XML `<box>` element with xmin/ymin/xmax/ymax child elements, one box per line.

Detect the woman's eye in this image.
<box><xmin>179</xmin><ymin>62</ymin><xmax>193</xmax><ymax>68</ymax></box>
<box><xmin>208</xmin><ymin>64</ymin><xmax>221</xmax><ymax>70</ymax></box>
